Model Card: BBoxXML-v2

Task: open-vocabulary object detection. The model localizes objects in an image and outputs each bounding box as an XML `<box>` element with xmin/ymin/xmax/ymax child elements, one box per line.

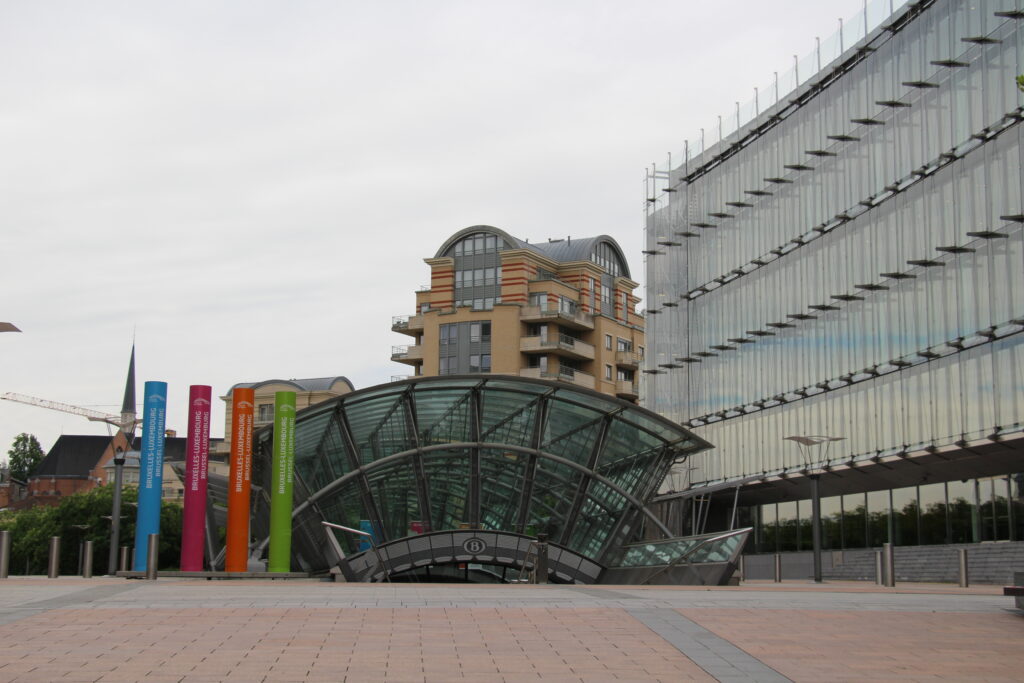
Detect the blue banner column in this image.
<box><xmin>133</xmin><ymin>381</ymin><xmax>167</xmax><ymax>571</ymax></box>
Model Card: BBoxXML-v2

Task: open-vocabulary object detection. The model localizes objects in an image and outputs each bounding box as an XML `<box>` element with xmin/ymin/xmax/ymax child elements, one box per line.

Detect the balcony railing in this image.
<box><xmin>391</xmin><ymin>314</ymin><xmax>424</xmax><ymax>336</ymax></box>
<box><xmin>519</xmin><ymin>334</ymin><xmax>595</xmax><ymax>361</ymax></box>
<box><xmin>519</xmin><ymin>366</ymin><xmax>595</xmax><ymax>390</ymax></box>
<box><xmin>391</xmin><ymin>345</ymin><xmax>424</xmax><ymax>365</ymax></box>
<box><xmin>615</xmin><ymin>350</ymin><xmax>641</xmax><ymax>369</ymax></box>
<box><xmin>615</xmin><ymin>379</ymin><xmax>638</xmax><ymax>398</ymax></box>
<box><xmin>520</xmin><ymin>305</ymin><xmax>595</xmax><ymax>331</ymax></box>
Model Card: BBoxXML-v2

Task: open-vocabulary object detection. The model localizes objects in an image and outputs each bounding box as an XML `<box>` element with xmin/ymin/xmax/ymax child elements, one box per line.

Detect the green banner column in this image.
<box><xmin>268</xmin><ymin>391</ymin><xmax>296</xmax><ymax>572</ymax></box>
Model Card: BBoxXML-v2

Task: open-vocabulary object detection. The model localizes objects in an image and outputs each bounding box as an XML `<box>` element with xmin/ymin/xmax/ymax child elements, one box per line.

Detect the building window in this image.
<box><xmin>604</xmin><ymin>364</ymin><xmax>613</xmax><ymax>380</ymax></box>
<box><xmin>617</xmin><ymin>369</ymin><xmax>634</xmax><ymax>381</ymax></box>
<box><xmin>470</xmin><ymin>321</ymin><xmax>491</xmax><ymax>343</ymax></box>
<box><xmin>440</xmin><ymin>323</ymin><xmax>456</xmax><ymax>345</ymax></box>
<box><xmin>638</xmin><ymin>346</ymin><xmax>645</xmax><ymax>358</ymax></box>
<box><xmin>257</xmin><ymin>404</ymin><xmax>274</xmax><ymax>422</ymax></box>
<box><xmin>617</xmin><ymin>338</ymin><xmax>632</xmax><ymax>352</ymax></box>
<box><xmin>469</xmin><ymin>354</ymin><xmax>491</xmax><ymax>373</ymax></box>
<box><xmin>419</xmin><ymin>302</ymin><xmax>429</xmax><ymax>314</ymax></box>
<box><xmin>453</xmin><ymin>232</ymin><xmax>499</xmax><ymax>256</ymax></box>
<box><xmin>605</xmin><ymin>334</ymin><xmax>612</xmax><ymax>350</ymax></box>
<box><xmin>558</xmin><ymin>297</ymin><xmax>576</xmax><ymax>315</ymax></box>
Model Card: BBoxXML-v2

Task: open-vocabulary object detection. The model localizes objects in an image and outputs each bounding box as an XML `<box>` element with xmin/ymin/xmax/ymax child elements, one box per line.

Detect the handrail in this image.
<box><xmin>640</xmin><ymin>527</ymin><xmax>751</xmax><ymax>586</ymax></box>
<box><xmin>321</xmin><ymin>521</ymin><xmax>392</xmax><ymax>583</ymax></box>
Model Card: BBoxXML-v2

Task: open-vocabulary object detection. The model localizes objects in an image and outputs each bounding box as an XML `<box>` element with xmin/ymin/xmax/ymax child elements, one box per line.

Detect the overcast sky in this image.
<box><xmin>1</xmin><ymin>1</ymin><xmax>865</xmax><ymax>455</ymax></box>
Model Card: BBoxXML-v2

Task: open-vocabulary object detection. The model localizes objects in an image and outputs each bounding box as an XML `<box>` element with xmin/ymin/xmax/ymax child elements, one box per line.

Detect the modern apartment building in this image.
<box><xmin>392</xmin><ymin>226</ymin><xmax>645</xmax><ymax>402</ymax></box>
<box><xmin>643</xmin><ymin>0</ymin><xmax>1023</xmax><ymax>562</ymax></box>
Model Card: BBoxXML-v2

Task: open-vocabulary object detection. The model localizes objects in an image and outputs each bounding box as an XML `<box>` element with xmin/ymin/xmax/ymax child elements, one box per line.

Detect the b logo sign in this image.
<box><xmin>462</xmin><ymin>537</ymin><xmax>487</xmax><ymax>555</ymax></box>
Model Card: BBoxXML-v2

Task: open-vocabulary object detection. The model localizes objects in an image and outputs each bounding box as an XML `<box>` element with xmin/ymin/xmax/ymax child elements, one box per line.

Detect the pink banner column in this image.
<box><xmin>180</xmin><ymin>385</ymin><xmax>212</xmax><ymax>571</ymax></box>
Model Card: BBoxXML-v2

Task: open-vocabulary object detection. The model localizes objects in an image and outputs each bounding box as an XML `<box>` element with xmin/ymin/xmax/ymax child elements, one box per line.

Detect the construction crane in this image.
<box><xmin>1</xmin><ymin>392</ymin><xmax>138</xmax><ymax>432</ymax></box>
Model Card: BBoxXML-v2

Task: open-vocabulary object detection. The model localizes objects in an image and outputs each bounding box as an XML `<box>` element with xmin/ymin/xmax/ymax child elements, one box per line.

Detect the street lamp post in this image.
<box><xmin>107</xmin><ymin>447</ymin><xmax>126</xmax><ymax>575</ymax></box>
<box><xmin>783</xmin><ymin>435</ymin><xmax>844</xmax><ymax>583</ymax></box>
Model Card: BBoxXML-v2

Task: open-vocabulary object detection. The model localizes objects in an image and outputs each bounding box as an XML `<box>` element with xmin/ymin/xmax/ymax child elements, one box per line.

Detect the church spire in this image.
<box><xmin>120</xmin><ymin>343</ymin><xmax>136</xmax><ymax>438</ymax></box>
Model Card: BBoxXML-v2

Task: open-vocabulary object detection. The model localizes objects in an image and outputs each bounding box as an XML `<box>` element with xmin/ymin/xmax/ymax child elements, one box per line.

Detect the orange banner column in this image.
<box><xmin>225</xmin><ymin>387</ymin><xmax>255</xmax><ymax>572</ymax></box>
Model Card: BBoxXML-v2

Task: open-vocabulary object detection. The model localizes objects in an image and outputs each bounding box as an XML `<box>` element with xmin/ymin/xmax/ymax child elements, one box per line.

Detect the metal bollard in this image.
<box><xmin>119</xmin><ymin>546</ymin><xmax>130</xmax><ymax>573</ymax></box>
<box><xmin>773</xmin><ymin>553</ymin><xmax>782</xmax><ymax>582</ymax></box>
<box><xmin>883</xmin><ymin>542</ymin><xmax>895</xmax><ymax>587</ymax></box>
<box><xmin>48</xmin><ymin>536</ymin><xmax>61</xmax><ymax>578</ymax></box>
<box><xmin>145</xmin><ymin>534</ymin><xmax>159</xmax><ymax>580</ymax></box>
<box><xmin>958</xmin><ymin>547</ymin><xmax>969</xmax><ymax>587</ymax></box>
<box><xmin>0</xmin><ymin>530</ymin><xmax>10</xmax><ymax>579</ymax></box>
<box><xmin>82</xmin><ymin>541</ymin><xmax>93</xmax><ymax>579</ymax></box>
<box><xmin>738</xmin><ymin>554</ymin><xmax>745</xmax><ymax>582</ymax></box>
<box><xmin>875</xmin><ymin>551</ymin><xmax>884</xmax><ymax>585</ymax></box>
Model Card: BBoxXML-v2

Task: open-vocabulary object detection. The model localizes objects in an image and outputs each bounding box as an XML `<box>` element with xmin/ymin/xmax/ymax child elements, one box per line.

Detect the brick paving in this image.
<box><xmin>0</xmin><ymin>577</ymin><xmax>1019</xmax><ymax>682</ymax></box>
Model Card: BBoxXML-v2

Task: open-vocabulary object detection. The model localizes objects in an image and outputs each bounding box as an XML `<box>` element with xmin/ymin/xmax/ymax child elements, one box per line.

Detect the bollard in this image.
<box><xmin>0</xmin><ymin>530</ymin><xmax>10</xmax><ymax>579</ymax></box>
<box><xmin>883</xmin><ymin>542</ymin><xmax>895</xmax><ymax>587</ymax></box>
<box><xmin>145</xmin><ymin>534</ymin><xmax>159</xmax><ymax>580</ymax></box>
<box><xmin>48</xmin><ymin>536</ymin><xmax>61</xmax><ymax>579</ymax></box>
<box><xmin>773</xmin><ymin>553</ymin><xmax>782</xmax><ymax>582</ymax></box>
<box><xmin>875</xmin><ymin>550</ymin><xmax>884</xmax><ymax>585</ymax></box>
<box><xmin>119</xmin><ymin>546</ymin><xmax>130</xmax><ymax>573</ymax></box>
<box><xmin>82</xmin><ymin>541</ymin><xmax>93</xmax><ymax>579</ymax></box>
<box><xmin>534</xmin><ymin>534</ymin><xmax>548</xmax><ymax>585</ymax></box>
<box><xmin>958</xmin><ymin>547</ymin><xmax>969</xmax><ymax>587</ymax></box>
<box><xmin>738</xmin><ymin>554</ymin><xmax>745</xmax><ymax>583</ymax></box>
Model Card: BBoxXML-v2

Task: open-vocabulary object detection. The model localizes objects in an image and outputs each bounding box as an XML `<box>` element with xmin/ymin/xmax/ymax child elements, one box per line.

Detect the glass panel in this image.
<box><xmin>364</xmin><ymin>459</ymin><xmax>418</xmax><ymax>541</ymax></box>
<box><xmin>918</xmin><ymin>481</ymin><xmax>948</xmax><ymax>545</ymax></box>
<box><xmin>892</xmin><ymin>486</ymin><xmax>919</xmax><ymax>546</ymax></box>
<box><xmin>478</xmin><ymin>448</ymin><xmax>527</xmax><ymax>533</ymax></box>
<box><xmin>867</xmin><ymin>490</ymin><xmax>890</xmax><ymax>546</ymax></box>
<box><xmin>946</xmin><ymin>479</ymin><xmax>977</xmax><ymax>543</ymax></box>
<box><xmin>842</xmin><ymin>493</ymin><xmax>867</xmax><ymax>549</ymax></box>
<box><xmin>528</xmin><ymin>456</ymin><xmax>584</xmax><ymax>541</ymax></box>
<box><xmin>777</xmin><ymin>501</ymin><xmax>798</xmax><ymax>551</ymax></box>
<box><xmin>415</xmin><ymin>388</ymin><xmax>473</xmax><ymax>445</ymax></box>
<box><xmin>820</xmin><ymin>495</ymin><xmax>842</xmax><ymax>551</ymax></box>
<box><xmin>422</xmin><ymin>449</ymin><xmax>469</xmax><ymax>531</ymax></box>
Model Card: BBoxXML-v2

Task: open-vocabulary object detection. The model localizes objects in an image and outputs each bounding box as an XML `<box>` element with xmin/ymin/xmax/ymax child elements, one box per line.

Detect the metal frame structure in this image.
<box><xmin>252</xmin><ymin>375</ymin><xmax>711</xmax><ymax>580</ymax></box>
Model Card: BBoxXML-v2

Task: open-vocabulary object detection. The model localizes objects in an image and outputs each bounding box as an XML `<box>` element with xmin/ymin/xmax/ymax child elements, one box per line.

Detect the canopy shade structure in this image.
<box><xmin>252</xmin><ymin>375</ymin><xmax>712</xmax><ymax>581</ymax></box>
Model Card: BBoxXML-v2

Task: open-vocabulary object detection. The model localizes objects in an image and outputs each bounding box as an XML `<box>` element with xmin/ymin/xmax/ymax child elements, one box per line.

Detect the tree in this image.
<box><xmin>7</xmin><ymin>433</ymin><xmax>44</xmax><ymax>482</ymax></box>
<box><xmin>0</xmin><ymin>485</ymin><xmax>185</xmax><ymax>575</ymax></box>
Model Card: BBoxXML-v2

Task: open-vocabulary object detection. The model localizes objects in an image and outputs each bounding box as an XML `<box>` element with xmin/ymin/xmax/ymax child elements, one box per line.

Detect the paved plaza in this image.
<box><xmin>0</xmin><ymin>577</ymin><xmax>1020</xmax><ymax>682</ymax></box>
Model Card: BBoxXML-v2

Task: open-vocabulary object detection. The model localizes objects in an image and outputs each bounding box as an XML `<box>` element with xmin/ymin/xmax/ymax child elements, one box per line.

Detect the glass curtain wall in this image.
<box><xmin>646</xmin><ymin>0</ymin><xmax>1023</xmax><ymax>484</ymax></box>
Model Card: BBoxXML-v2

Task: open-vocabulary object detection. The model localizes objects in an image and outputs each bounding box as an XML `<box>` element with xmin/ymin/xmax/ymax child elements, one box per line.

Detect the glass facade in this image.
<box><xmin>252</xmin><ymin>375</ymin><xmax>710</xmax><ymax>575</ymax></box>
<box><xmin>644</xmin><ymin>0</ymin><xmax>1023</xmax><ymax>488</ymax></box>
<box><xmin>750</xmin><ymin>475</ymin><xmax>1023</xmax><ymax>551</ymax></box>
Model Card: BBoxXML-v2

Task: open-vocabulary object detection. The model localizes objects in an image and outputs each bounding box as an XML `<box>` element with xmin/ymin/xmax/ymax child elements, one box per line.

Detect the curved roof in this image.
<box><xmin>433</xmin><ymin>226</ymin><xmax>631</xmax><ymax>278</ymax></box>
<box><xmin>252</xmin><ymin>375</ymin><xmax>710</xmax><ymax>577</ymax></box>
<box><xmin>531</xmin><ymin>235</ymin><xmax>631</xmax><ymax>279</ymax></box>
<box><xmin>433</xmin><ymin>225</ymin><xmax>537</xmax><ymax>258</ymax></box>
<box><xmin>229</xmin><ymin>376</ymin><xmax>354</xmax><ymax>394</ymax></box>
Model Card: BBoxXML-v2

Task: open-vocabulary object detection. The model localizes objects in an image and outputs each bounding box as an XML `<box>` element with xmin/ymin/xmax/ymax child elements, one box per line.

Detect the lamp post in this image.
<box><xmin>783</xmin><ymin>435</ymin><xmax>844</xmax><ymax>583</ymax></box>
<box><xmin>107</xmin><ymin>447</ymin><xmax>126</xmax><ymax>575</ymax></box>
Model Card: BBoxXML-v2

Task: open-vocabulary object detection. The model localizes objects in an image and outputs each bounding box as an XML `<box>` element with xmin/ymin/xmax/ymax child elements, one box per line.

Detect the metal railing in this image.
<box><xmin>321</xmin><ymin>521</ymin><xmax>391</xmax><ymax>583</ymax></box>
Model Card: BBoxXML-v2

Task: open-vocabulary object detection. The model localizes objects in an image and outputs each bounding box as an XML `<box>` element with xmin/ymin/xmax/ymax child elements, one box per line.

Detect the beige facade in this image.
<box><xmin>393</xmin><ymin>226</ymin><xmax>644</xmax><ymax>402</ymax></box>
<box><xmin>218</xmin><ymin>377</ymin><xmax>355</xmax><ymax>452</ymax></box>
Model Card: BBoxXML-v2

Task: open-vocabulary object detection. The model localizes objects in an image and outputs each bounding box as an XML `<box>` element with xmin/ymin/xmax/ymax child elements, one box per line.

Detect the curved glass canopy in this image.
<box><xmin>252</xmin><ymin>375</ymin><xmax>711</xmax><ymax>576</ymax></box>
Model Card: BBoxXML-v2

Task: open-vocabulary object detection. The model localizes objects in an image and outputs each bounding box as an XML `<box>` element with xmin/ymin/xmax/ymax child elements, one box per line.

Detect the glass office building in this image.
<box><xmin>250</xmin><ymin>375</ymin><xmax>748</xmax><ymax>583</ymax></box>
<box><xmin>644</xmin><ymin>0</ymin><xmax>1023</xmax><ymax>549</ymax></box>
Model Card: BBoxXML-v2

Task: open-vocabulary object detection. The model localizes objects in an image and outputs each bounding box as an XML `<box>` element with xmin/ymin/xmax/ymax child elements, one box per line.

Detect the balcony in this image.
<box><xmin>615</xmin><ymin>350</ymin><xmax>641</xmax><ymax>369</ymax></box>
<box><xmin>615</xmin><ymin>380</ymin><xmax>638</xmax><ymax>400</ymax></box>
<box><xmin>519</xmin><ymin>305</ymin><xmax>595</xmax><ymax>331</ymax></box>
<box><xmin>391</xmin><ymin>314</ymin><xmax>424</xmax><ymax>336</ymax></box>
<box><xmin>519</xmin><ymin>366</ymin><xmax>595</xmax><ymax>390</ymax></box>
<box><xmin>520</xmin><ymin>334</ymin><xmax>595</xmax><ymax>361</ymax></box>
<box><xmin>391</xmin><ymin>344</ymin><xmax>424</xmax><ymax>365</ymax></box>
